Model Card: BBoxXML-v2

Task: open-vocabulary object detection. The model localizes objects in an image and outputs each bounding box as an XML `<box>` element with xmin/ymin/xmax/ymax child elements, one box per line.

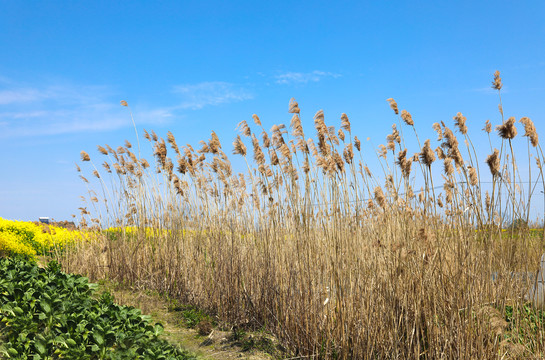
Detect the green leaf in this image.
<box><xmin>66</xmin><ymin>338</ymin><xmax>77</xmax><ymax>347</ymax></box>
<box><xmin>93</xmin><ymin>332</ymin><xmax>104</xmax><ymax>345</ymax></box>
<box><xmin>13</xmin><ymin>306</ymin><xmax>24</xmax><ymax>316</ymax></box>
<box><xmin>154</xmin><ymin>323</ymin><xmax>164</xmax><ymax>336</ymax></box>
<box><xmin>41</xmin><ymin>301</ymin><xmax>51</xmax><ymax>314</ymax></box>
<box><xmin>34</xmin><ymin>339</ymin><xmax>47</xmax><ymax>355</ymax></box>
<box><xmin>7</xmin><ymin>347</ymin><xmax>18</xmax><ymax>357</ymax></box>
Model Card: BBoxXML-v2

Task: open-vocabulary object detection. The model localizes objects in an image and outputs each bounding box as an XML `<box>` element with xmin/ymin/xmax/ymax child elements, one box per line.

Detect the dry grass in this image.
<box><xmin>61</xmin><ymin>72</ymin><xmax>545</xmax><ymax>359</ymax></box>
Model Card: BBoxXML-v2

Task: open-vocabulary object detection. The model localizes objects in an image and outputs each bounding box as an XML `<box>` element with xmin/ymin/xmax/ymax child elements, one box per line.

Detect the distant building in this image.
<box><xmin>39</xmin><ymin>217</ymin><xmax>51</xmax><ymax>224</ymax></box>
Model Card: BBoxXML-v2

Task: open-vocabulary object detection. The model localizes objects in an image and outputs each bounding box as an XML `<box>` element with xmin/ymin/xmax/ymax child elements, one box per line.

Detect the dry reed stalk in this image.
<box><xmin>65</xmin><ymin>72</ymin><xmax>545</xmax><ymax>359</ymax></box>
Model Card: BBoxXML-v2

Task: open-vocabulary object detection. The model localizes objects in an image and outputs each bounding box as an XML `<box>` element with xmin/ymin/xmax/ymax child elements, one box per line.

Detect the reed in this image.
<box><xmin>61</xmin><ymin>72</ymin><xmax>545</xmax><ymax>359</ymax></box>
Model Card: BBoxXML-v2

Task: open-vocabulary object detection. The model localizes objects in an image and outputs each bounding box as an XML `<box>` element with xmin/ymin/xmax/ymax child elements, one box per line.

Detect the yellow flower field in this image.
<box><xmin>0</xmin><ymin>218</ymin><xmax>83</xmax><ymax>259</ymax></box>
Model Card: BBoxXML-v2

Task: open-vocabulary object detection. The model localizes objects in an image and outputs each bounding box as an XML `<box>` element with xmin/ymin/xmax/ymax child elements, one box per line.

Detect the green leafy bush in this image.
<box><xmin>0</xmin><ymin>257</ymin><xmax>195</xmax><ymax>359</ymax></box>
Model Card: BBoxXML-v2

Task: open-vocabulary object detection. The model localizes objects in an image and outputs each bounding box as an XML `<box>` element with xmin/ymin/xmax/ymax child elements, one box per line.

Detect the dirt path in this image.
<box><xmin>97</xmin><ymin>283</ymin><xmax>286</xmax><ymax>360</ymax></box>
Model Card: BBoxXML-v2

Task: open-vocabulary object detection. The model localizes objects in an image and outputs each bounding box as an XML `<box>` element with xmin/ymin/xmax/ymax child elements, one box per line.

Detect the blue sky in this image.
<box><xmin>1</xmin><ymin>1</ymin><xmax>545</xmax><ymax>222</ymax></box>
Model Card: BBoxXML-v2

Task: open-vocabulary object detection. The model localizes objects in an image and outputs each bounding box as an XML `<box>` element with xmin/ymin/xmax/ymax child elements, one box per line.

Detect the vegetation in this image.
<box><xmin>0</xmin><ymin>218</ymin><xmax>84</xmax><ymax>260</ymax></box>
<box><xmin>62</xmin><ymin>71</ymin><xmax>545</xmax><ymax>358</ymax></box>
<box><xmin>0</xmin><ymin>256</ymin><xmax>195</xmax><ymax>359</ymax></box>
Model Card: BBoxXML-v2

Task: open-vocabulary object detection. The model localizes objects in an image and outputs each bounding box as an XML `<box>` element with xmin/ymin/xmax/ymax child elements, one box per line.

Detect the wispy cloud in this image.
<box><xmin>0</xmin><ymin>89</ymin><xmax>51</xmax><ymax>105</ymax></box>
<box><xmin>274</xmin><ymin>71</ymin><xmax>341</xmax><ymax>85</ymax></box>
<box><xmin>0</xmin><ymin>79</ymin><xmax>253</xmax><ymax>138</ymax></box>
<box><xmin>0</xmin><ymin>81</ymin><xmax>162</xmax><ymax>138</ymax></box>
<box><xmin>172</xmin><ymin>81</ymin><xmax>253</xmax><ymax>110</ymax></box>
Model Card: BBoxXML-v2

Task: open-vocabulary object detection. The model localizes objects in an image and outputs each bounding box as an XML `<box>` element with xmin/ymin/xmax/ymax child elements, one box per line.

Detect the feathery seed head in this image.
<box><xmin>252</xmin><ymin>114</ymin><xmax>261</xmax><ymax>126</ymax></box>
<box><xmin>232</xmin><ymin>135</ymin><xmax>247</xmax><ymax>156</ymax></box>
<box><xmin>492</xmin><ymin>70</ymin><xmax>502</xmax><ymax>90</ymax></box>
<box><xmin>236</xmin><ymin>120</ymin><xmax>252</xmax><ymax>137</ymax></box>
<box><xmin>453</xmin><ymin>112</ymin><xmax>468</xmax><ymax>135</ymax></box>
<box><xmin>396</xmin><ymin>148</ymin><xmax>407</xmax><ymax>167</ymax></box>
<box><xmin>296</xmin><ymin>138</ymin><xmax>309</xmax><ymax>153</ymax></box>
<box><xmin>80</xmin><ymin>151</ymin><xmax>90</xmax><ymax>162</ymax></box>
<box><xmin>442</xmin><ymin>127</ymin><xmax>459</xmax><ymax>150</ymax></box>
<box><xmin>340</xmin><ymin>113</ymin><xmax>351</xmax><ymax>132</ymax></box>
<box><xmin>270</xmin><ymin>150</ymin><xmax>279</xmax><ymax>165</ymax></box>
<box><xmin>386</xmin><ymin>98</ymin><xmax>399</xmax><ymax>115</ymax></box>
<box><xmin>520</xmin><ymin>117</ymin><xmax>538</xmax><ymax>147</ymax></box>
<box><xmin>496</xmin><ymin>117</ymin><xmax>517</xmax><ymax>139</ymax></box>
<box><xmin>307</xmin><ymin>138</ymin><xmax>318</xmax><ymax>156</ymax></box>
<box><xmin>97</xmin><ymin>145</ymin><xmax>108</xmax><ymax>155</ymax></box>
<box><xmin>338</xmin><ymin>128</ymin><xmax>345</xmax><ymax>142</ymax></box>
<box><xmin>334</xmin><ymin>152</ymin><xmax>345</xmax><ymax>172</ymax></box>
<box><xmin>483</xmin><ymin>120</ymin><xmax>492</xmax><ymax>134</ymax></box>
<box><xmin>401</xmin><ymin>110</ymin><xmax>414</xmax><ymax>125</ymax></box>
<box><xmin>379</xmin><ymin>144</ymin><xmax>388</xmax><ymax>159</ymax></box>
<box><xmin>105</xmin><ymin>144</ymin><xmax>116</xmax><ymax>155</ymax></box>
<box><xmin>343</xmin><ymin>143</ymin><xmax>354</xmax><ymax>164</ymax></box>
<box><xmin>167</xmin><ymin>131</ymin><xmax>180</xmax><ymax>154</ymax></box>
<box><xmin>436</xmin><ymin>146</ymin><xmax>446</xmax><ymax>160</ymax></box>
<box><xmin>420</xmin><ymin>139</ymin><xmax>436</xmax><ymax>167</ymax></box>
<box><xmin>468</xmin><ymin>166</ymin><xmax>478</xmax><ymax>186</ymax></box>
<box><xmin>374</xmin><ymin>186</ymin><xmax>386</xmax><ymax>208</ymax></box>
<box><xmin>198</xmin><ymin>140</ymin><xmax>210</xmax><ymax>154</ymax></box>
<box><xmin>354</xmin><ymin>136</ymin><xmax>361</xmax><ymax>151</ymax></box>
<box><xmin>314</xmin><ymin>109</ymin><xmax>325</xmax><ymax>124</ymax></box>
<box><xmin>290</xmin><ymin>114</ymin><xmax>304</xmax><ymax>138</ymax></box>
<box><xmin>391</xmin><ymin>124</ymin><xmax>400</xmax><ymax>143</ymax></box>
<box><xmin>143</xmin><ymin>129</ymin><xmax>151</xmax><ymax>141</ymax></box>
<box><xmin>432</xmin><ymin>123</ymin><xmax>443</xmax><ymax>141</ymax></box>
<box><xmin>261</xmin><ymin>131</ymin><xmax>271</xmax><ymax>148</ymax></box>
<box><xmin>209</xmin><ymin>131</ymin><xmax>222</xmax><ymax>154</ymax></box>
<box><xmin>486</xmin><ymin>149</ymin><xmax>501</xmax><ymax>176</ymax></box>
<box><xmin>251</xmin><ymin>134</ymin><xmax>266</xmax><ymax>165</ymax></box>
<box><xmin>289</xmin><ymin>98</ymin><xmax>300</xmax><ymax>114</ymax></box>
<box><xmin>302</xmin><ymin>157</ymin><xmax>310</xmax><ymax>174</ymax></box>
<box><xmin>279</xmin><ymin>143</ymin><xmax>291</xmax><ymax>159</ymax></box>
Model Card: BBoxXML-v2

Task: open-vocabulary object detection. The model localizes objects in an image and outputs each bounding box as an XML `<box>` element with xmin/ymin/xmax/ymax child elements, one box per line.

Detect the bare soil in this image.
<box><xmin>95</xmin><ymin>282</ymin><xmax>287</xmax><ymax>360</ymax></box>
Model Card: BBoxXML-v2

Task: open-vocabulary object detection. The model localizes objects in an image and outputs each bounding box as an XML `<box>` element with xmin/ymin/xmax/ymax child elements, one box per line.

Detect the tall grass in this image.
<box><xmin>62</xmin><ymin>72</ymin><xmax>545</xmax><ymax>358</ymax></box>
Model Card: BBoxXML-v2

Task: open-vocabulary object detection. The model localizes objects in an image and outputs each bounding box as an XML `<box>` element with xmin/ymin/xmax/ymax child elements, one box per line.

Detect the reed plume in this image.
<box><xmin>386</xmin><ymin>98</ymin><xmax>399</xmax><ymax>114</ymax></box>
<box><xmin>520</xmin><ymin>117</ymin><xmax>538</xmax><ymax>147</ymax></box>
<box><xmin>80</xmin><ymin>151</ymin><xmax>90</xmax><ymax>161</ymax></box>
<box><xmin>486</xmin><ymin>148</ymin><xmax>501</xmax><ymax>176</ymax></box>
<box><xmin>496</xmin><ymin>117</ymin><xmax>517</xmax><ymax>139</ymax></box>
<box><xmin>401</xmin><ymin>110</ymin><xmax>414</xmax><ymax>126</ymax></box>
<box><xmin>492</xmin><ymin>70</ymin><xmax>502</xmax><ymax>90</ymax></box>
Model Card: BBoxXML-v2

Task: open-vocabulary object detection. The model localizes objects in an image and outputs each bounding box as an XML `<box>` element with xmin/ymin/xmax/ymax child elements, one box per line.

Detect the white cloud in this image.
<box><xmin>0</xmin><ymin>89</ymin><xmax>50</xmax><ymax>105</ymax></box>
<box><xmin>0</xmin><ymin>79</ymin><xmax>252</xmax><ymax>138</ymax></box>
<box><xmin>172</xmin><ymin>81</ymin><xmax>253</xmax><ymax>110</ymax></box>
<box><xmin>0</xmin><ymin>80</ymin><xmax>178</xmax><ymax>138</ymax></box>
<box><xmin>275</xmin><ymin>71</ymin><xmax>341</xmax><ymax>85</ymax></box>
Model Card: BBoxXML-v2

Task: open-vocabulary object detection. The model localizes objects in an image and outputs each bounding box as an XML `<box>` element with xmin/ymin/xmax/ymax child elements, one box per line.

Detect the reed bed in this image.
<box><xmin>62</xmin><ymin>72</ymin><xmax>545</xmax><ymax>359</ymax></box>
